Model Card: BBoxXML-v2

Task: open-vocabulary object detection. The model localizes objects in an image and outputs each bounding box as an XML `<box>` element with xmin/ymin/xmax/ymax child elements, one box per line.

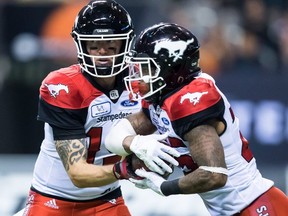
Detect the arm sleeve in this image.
<box><xmin>105</xmin><ymin>118</ymin><xmax>136</xmax><ymax>156</ymax></box>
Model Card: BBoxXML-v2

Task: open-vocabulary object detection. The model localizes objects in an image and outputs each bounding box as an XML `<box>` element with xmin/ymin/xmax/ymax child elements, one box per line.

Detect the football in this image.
<box><xmin>130</xmin><ymin>153</ymin><xmax>173</xmax><ymax>179</ymax></box>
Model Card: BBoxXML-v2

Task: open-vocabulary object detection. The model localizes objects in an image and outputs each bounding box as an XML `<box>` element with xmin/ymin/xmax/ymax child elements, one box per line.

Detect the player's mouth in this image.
<box><xmin>96</xmin><ymin>58</ymin><xmax>112</xmax><ymax>66</ymax></box>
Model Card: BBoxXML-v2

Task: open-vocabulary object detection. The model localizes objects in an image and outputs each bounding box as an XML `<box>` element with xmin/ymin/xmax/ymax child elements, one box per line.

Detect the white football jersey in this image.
<box><xmin>31</xmin><ymin>64</ymin><xmax>141</xmax><ymax>200</ymax></box>
<box><xmin>143</xmin><ymin>72</ymin><xmax>273</xmax><ymax>215</ymax></box>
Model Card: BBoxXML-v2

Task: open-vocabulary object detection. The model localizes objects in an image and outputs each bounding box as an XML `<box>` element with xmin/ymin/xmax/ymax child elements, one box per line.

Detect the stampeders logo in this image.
<box><xmin>45</xmin><ymin>83</ymin><xmax>69</xmax><ymax>98</ymax></box>
<box><xmin>153</xmin><ymin>38</ymin><xmax>194</xmax><ymax>62</ymax></box>
<box><xmin>180</xmin><ymin>91</ymin><xmax>208</xmax><ymax>105</ymax></box>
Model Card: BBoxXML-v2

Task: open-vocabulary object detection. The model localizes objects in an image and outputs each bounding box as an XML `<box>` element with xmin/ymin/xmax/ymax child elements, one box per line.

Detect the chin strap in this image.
<box><xmin>199</xmin><ymin>166</ymin><xmax>228</xmax><ymax>175</ymax></box>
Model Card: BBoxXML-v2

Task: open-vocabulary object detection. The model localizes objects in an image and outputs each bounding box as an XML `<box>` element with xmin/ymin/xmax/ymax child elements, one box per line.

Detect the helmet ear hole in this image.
<box><xmin>177</xmin><ymin>76</ymin><xmax>184</xmax><ymax>84</ymax></box>
<box><xmin>158</xmin><ymin>54</ymin><xmax>167</xmax><ymax>63</ymax></box>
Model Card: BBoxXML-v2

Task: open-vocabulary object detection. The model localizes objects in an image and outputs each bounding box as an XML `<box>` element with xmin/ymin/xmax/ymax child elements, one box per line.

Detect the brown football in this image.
<box><xmin>130</xmin><ymin>153</ymin><xmax>173</xmax><ymax>179</ymax></box>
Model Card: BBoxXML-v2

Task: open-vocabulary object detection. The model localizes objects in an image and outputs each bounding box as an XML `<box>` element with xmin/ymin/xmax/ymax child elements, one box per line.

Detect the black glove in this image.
<box><xmin>113</xmin><ymin>154</ymin><xmax>139</xmax><ymax>180</ymax></box>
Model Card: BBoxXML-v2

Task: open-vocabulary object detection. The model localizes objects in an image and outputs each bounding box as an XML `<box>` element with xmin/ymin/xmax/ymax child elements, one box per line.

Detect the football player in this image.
<box><xmin>22</xmin><ymin>1</ymin><xmax>179</xmax><ymax>216</ymax></box>
<box><xmin>105</xmin><ymin>23</ymin><xmax>288</xmax><ymax>215</ymax></box>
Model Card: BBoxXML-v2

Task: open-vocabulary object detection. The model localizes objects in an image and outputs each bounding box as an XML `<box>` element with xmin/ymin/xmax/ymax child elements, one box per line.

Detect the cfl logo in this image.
<box><xmin>256</xmin><ymin>205</ymin><xmax>269</xmax><ymax>216</ymax></box>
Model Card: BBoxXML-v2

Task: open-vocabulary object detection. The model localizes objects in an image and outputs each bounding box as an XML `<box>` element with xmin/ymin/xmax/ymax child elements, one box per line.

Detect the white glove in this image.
<box><xmin>129</xmin><ymin>168</ymin><xmax>166</xmax><ymax>196</ymax></box>
<box><xmin>129</xmin><ymin>132</ymin><xmax>180</xmax><ymax>175</ymax></box>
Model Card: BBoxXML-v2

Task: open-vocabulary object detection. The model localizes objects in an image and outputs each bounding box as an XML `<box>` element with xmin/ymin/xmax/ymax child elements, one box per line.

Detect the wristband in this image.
<box><xmin>160</xmin><ymin>179</ymin><xmax>182</xmax><ymax>196</ymax></box>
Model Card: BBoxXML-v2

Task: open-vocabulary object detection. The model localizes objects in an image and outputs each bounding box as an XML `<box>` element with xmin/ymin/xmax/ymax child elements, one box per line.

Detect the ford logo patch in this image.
<box><xmin>161</xmin><ymin>117</ymin><xmax>170</xmax><ymax>125</ymax></box>
<box><xmin>121</xmin><ymin>100</ymin><xmax>138</xmax><ymax>107</ymax></box>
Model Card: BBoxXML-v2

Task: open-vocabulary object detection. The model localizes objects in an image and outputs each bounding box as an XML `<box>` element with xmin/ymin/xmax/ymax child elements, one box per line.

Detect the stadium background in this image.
<box><xmin>0</xmin><ymin>0</ymin><xmax>287</xmax><ymax>215</ymax></box>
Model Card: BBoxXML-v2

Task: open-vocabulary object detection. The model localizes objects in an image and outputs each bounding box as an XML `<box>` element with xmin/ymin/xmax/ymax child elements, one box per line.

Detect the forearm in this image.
<box><xmin>176</xmin><ymin>124</ymin><xmax>227</xmax><ymax>194</ymax></box>
<box><xmin>56</xmin><ymin>138</ymin><xmax>118</xmax><ymax>188</ymax></box>
<box><xmin>122</xmin><ymin>135</ymin><xmax>135</xmax><ymax>153</ymax></box>
<box><xmin>127</xmin><ymin>112</ymin><xmax>156</xmax><ymax>135</ymax></box>
<box><xmin>161</xmin><ymin>168</ymin><xmax>227</xmax><ymax>196</ymax></box>
<box><xmin>68</xmin><ymin>163</ymin><xmax>117</xmax><ymax>188</ymax></box>
<box><xmin>179</xmin><ymin>168</ymin><xmax>226</xmax><ymax>194</ymax></box>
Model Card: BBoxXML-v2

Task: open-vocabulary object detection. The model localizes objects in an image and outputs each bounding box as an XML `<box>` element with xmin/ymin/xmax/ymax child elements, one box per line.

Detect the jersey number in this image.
<box><xmin>86</xmin><ymin>127</ymin><xmax>120</xmax><ymax>164</ymax></box>
<box><xmin>230</xmin><ymin>107</ymin><xmax>253</xmax><ymax>162</ymax></box>
<box><xmin>240</xmin><ymin>132</ymin><xmax>253</xmax><ymax>162</ymax></box>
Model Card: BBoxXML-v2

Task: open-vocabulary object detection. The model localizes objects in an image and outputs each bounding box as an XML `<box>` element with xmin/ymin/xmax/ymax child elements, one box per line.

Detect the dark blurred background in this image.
<box><xmin>0</xmin><ymin>0</ymin><xmax>287</xmax><ymax>197</ymax></box>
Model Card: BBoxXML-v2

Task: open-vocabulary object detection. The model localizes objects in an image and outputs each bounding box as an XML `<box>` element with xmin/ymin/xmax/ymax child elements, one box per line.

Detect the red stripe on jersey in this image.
<box><xmin>40</xmin><ymin>64</ymin><xmax>102</xmax><ymax>109</ymax></box>
<box><xmin>163</xmin><ymin>78</ymin><xmax>222</xmax><ymax>121</ymax></box>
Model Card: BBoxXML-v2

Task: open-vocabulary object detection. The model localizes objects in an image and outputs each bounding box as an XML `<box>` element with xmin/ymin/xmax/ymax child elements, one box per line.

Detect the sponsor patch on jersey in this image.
<box><xmin>91</xmin><ymin>102</ymin><xmax>111</xmax><ymax>117</ymax></box>
<box><xmin>44</xmin><ymin>199</ymin><xmax>59</xmax><ymax>209</ymax></box>
<box><xmin>161</xmin><ymin>117</ymin><xmax>170</xmax><ymax>125</ymax></box>
<box><xmin>96</xmin><ymin>111</ymin><xmax>132</xmax><ymax>123</ymax></box>
<box><xmin>120</xmin><ymin>99</ymin><xmax>139</xmax><ymax>107</ymax></box>
<box><xmin>156</xmin><ymin>124</ymin><xmax>169</xmax><ymax>134</ymax></box>
<box><xmin>109</xmin><ymin>90</ymin><xmax>119</xmax><ymax>100</ymax></box>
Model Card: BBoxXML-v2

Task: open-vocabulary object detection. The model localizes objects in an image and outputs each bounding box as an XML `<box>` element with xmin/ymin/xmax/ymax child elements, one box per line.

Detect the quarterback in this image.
<box><xmin>21</xmin><ymin>1</ymin><xmax>176</xmax><ymax>216</ymax></box>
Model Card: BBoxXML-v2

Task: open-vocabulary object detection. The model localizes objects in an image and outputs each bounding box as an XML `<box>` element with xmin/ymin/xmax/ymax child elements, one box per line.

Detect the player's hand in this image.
<box><xmin>129</xmin><ymin>168</ymin><xmax>166</xmax><ymax>196</ymax></box>
<box><xmin>129</xmin><ymin>132</ymin><xmax>180</xmax><ymax>175</ymax></box>
<box><xmin>113</xmin><ymin>155</ymin><xmax>140</xmax><ymax>180</ymax></box>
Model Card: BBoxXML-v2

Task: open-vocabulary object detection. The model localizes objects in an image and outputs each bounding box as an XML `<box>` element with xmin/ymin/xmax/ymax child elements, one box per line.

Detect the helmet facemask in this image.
<box><xmin>124</xmin><ymin>55</ymin><xmax>166</xmax><ymax>102</ymax></box>
<box><xmin>72</xmin><ymin>30</ymin><xmax>134</xmax><ymax>78</ymax></box>
<box><xmin>71</xmin><ymin>0</ymin><xmax>135</xmax><ymax>78</ymax></box>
